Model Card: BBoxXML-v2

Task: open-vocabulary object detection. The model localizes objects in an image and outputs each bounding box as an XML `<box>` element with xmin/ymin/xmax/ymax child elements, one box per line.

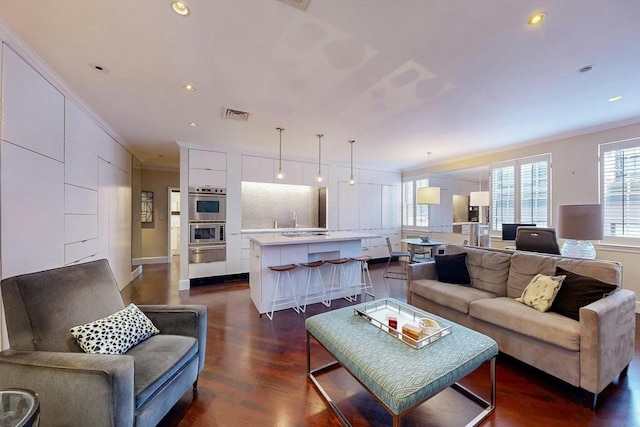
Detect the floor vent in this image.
<box><xmin>223</xmin><ymin>108</ymin><xmax>250</xmax><ymax>121</ymax></box>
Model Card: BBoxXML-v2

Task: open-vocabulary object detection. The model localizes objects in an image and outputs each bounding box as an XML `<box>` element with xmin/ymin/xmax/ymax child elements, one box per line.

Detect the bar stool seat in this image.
<box><xmin>349</xmin><ymin>255</ymin><xmax>375</xmax><ymax>302</ymax></box>
<box><xmin>325</xmin><ymin>258</ymin><xmax>352</xmax><ymax>303</ymax></box>
<box><xmin>266</xmin><ymin>263</ymin><xmax>300</xmax><ymax>320</ymax></box>
<box><xmin>299</xmin><ymin>261</ymin><xmax>329</xmax><ymax>311</ymax></box>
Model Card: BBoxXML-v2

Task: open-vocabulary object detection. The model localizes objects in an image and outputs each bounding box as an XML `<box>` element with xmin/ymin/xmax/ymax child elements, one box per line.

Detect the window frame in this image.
<box><xmin>599</xmin><ymin>137</ymin><xmax>640</xmax><ymax>243</ymax></box>
<box><xmin>402</xmin><ymin>176</ymin><xmax>431</xmax><ymax>229</ymax></box>
<box><xmin>490</xmin><ymin>154</ymin><xmax>551</xmax><ymax>234</ymax></box>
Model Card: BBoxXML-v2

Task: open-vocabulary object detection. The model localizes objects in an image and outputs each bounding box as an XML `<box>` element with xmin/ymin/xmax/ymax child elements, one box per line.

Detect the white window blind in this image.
<box><xmin>491</xmin><ymin>165</ymin><xmax>515</xmax><ymax>230</ymax></box>
<box><xmin>601</xmin><ymin>139</ymin><xmax>640</xmax><ymax>238</ymax></box>
<box><xmin>520</xmin><ymin>161</ymin><xmax>549</xmax><ymax>227</ymax></box>
<box><xmin>416</xmin><ymin>178</ymin><xmax>429</xmax><ymax>227</ymax></box>
<box><xmin>491</xmin><ymin>155</ymin><xmax>550</xmax><ymax>232</ymax></box>
<box><xmin>402</xmin><ymin>180</ymin><xmax>415</xmax><ymax>227</ymax></box>
<box><xmin>402</xmin><ymin>177</ymin><xmax>430</xmax><ymax>228</ymax></box>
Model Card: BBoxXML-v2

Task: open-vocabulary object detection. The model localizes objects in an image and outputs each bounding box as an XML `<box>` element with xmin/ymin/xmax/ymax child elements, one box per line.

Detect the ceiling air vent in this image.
<box><xmin>277</xmin><ymin>0</ymin><xmax>310</xmax><ymax>12</ymax></box>
<box><xmin>222</xmin><ymin>108</ymin><xmax>250</xmax><ymax>121</ymax></box>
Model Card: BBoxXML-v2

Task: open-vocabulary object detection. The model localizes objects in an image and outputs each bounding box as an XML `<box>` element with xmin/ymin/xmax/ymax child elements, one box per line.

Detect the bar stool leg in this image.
<box><xmin>267</xmin><ymin>267</ymin><xmax>300</xmax><ymax>320</ymax></box>
<box><xmin>302</xmin><ymin>262</ymin><xmax>329</xmax><ymax>312</ymax></box>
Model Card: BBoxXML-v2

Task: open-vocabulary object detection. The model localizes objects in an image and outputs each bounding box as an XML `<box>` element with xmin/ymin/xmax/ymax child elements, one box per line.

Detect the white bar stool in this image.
<box><xmin>348</xmin><ymin>255</ymin><xmax>375</xmax><ymax>302</ymax></box>
<box><xmin>299</xmin><ymin>260</ymin><xmax>329</xmax><ymax>311</ymax></box>
<box><xmin>325</xmin><ymin>258</ymin><xmax>352</xmax><ymax>303</ymax></box>
<box><xmin>266</xmin><ymin>264</ymin><xmax>300</xmax><ymax>320</ymax></box>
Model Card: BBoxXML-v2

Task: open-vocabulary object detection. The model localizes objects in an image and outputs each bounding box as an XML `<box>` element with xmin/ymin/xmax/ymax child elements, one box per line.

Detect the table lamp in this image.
<box><xmin>557</xmin><ymin>204</ymin><xmax>603</xmax><ymax>259</ymax></box>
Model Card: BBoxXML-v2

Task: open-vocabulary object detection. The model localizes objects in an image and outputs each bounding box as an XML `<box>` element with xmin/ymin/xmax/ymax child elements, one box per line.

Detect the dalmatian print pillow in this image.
<box><xmin>70</xmin><ymin>303</ymin><xmax>160</xmax><ymax>354</ymax></box>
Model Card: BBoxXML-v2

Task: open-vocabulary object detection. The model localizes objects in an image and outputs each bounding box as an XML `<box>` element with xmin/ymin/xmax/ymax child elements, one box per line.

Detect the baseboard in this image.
<box><xmin>138</xmin><ymin>256</ymin><xmax>170</xmax><ymax>265</ymax></box>
<box><xmin>130</xmin><ymin>265</ymin><xmax>143</xmax><ymax>281</ymax></box>
<box><xmin>636</xmin><ymin>300</ymin><xmax>640</xmax><ymax>314</ymax></box>
<box><xmin>179</xmin><ymin>279</ymin><xmax>190</xmax><ymax>291</ymax></box>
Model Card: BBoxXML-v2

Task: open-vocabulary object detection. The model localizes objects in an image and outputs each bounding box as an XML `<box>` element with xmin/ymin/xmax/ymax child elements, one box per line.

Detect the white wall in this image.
<box><xmin>403</xmin><ymin>123</ymin><xmax>640</xmax><ymax>310</ymax></box>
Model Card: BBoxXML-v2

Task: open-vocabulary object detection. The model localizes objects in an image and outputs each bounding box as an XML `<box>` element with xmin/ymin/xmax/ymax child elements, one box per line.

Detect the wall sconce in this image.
<box><xmin>316</xmin><ymin>134</ymin><xmax>324</xmax><ymax>183</ymax></box>
<box><xmin>348</xmin><ymin>140</ymin><xmax>355</xmax><ymax>185</ymax></box>
<box><xmin>417</xmin><ymin>152</ymin><xmax>440</xmax><ymax>204</ymax></box>
<box><xmin>557</xmin><ymin>204</ymin><xmax>603</xmax><ymax>259</ymax></box>
<box><xmin>276</xmin><ymin>127</ymin><xmax>285</xmax><ymax>180</ymax></box>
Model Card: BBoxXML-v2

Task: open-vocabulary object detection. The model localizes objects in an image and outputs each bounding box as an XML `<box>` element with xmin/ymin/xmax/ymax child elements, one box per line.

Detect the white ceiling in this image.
<box><xmin>1</xmin><ymin>0</ymin><xmax>639</xmax><ymax>172</ymax></box>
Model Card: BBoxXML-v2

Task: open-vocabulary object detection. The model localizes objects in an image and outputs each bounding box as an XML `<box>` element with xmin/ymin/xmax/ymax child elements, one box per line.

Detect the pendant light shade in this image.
<box><xmin>316</xmin><ymin>134</ymin><xmax>324</xmax><ymax>183</ymax></box>
<box><xmin>348</xmin><ymin>140</ymin><xmax>355</xmax><ymax>185</ymax></box>
<box><xmin>470</xmin><ymin>191</ymin><xmax>490</xmax><ymax>206</ymax></box>
<box><xmin>417</xmin><ymin>152</ymin><xmax>440</xmax><ymax>205</ymax></box>
<box><xmin>276</xmin><ymin>127</ymin><xmax>285</xmax><ymax>180</ymax></box>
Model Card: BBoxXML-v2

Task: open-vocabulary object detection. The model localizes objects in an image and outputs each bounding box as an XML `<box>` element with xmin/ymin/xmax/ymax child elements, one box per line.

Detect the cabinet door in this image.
<box><xmin>381</xmin><ymin>184</ymin><xmax>401</xmax><ymax>229</ymax></box>
<box><xmin>1</xmin><ymin>143</ymin><xmax>64</xmax><ymax>277</ymax></box>
<box><xmin>338</xmin><ymin>181</ymin><xmax>359</xmax><ymax>230</ymax></box>
<box><xmin>225</xmin><ymin>233</ymin><xmax>243</xmax><ymax>274</ymax></box>
<box><xmin>189</xmin><ymin>150</ymin><xmax>226</xmax><ymax>170</ymax></box>
<box><xmin>242</xmin><ymin>156</ymin><xmax>274</xmax><ymax>183</ymax></box>
<box><xmin>359</xmin><ymin>183</ymin><xmax>382</xmax><ymax>230</ymax></box>
<box><xmin>65</xmin><ymin>139</ymin><xmax>98</xmax><ymax>189</ymax></box>
<box><xmin>189</xmin><ymin>168</ymin><xmax>227</xmax><ymax>187</ymax></box>
<box><xmin>65</xmin><ymin>214</ymin><xmax>98</xmax><ymax>244</ymax></box>
<box><xmin>2</xmin><ymin>46</ymin><xmax>64</xmax><ymax>162</ymax></box>
<box><xmin>65</xmin><ymin>184</ymin><xmax>98</xmax><ymax>214</ymax></box>
<box><xmin>302</xmin><ymin>162</ymin><xmax>329</xmax><ymax>186</ymax></box>
<box><xmin>65</xmin><ymin>100</ymin><xmax>99</xmax><ymax>154</ymax></box>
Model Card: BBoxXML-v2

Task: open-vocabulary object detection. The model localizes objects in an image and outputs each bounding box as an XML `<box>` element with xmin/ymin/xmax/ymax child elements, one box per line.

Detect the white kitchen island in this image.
<box><xmin>249</xmin><ymin>231</ymin><xmax>377</xmax><ymax>316</ymax></box>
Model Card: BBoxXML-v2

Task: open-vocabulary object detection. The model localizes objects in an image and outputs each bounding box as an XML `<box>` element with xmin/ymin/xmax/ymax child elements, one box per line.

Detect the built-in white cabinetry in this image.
<box><xmin>381</xmin><ymin>184</ymin><xmax>401</xmax><ymax>229</ymax></box>
<box><xmin>225</xmin><ymin>233</ymin><xmax>242</xmax><ymax>274</ymax></box>
<box><xmin>242</xmin><ymin>156</ymin><xmax>274</xmax><ymax>183</ymax></box>
<box><xmin>189</xmin><ymin>149</ymin><xmax>227</xmax><ymax>187</ymax></box>
<box><xmin>359</xmin><ymin>183</ymin><xmax>382</xmax><ymax>230</ymax></box>
<box><xmin>98</xmin><ymin>135</ymin><xmax>131</xmax><ymax>174</ymax></box>
<box><xmin>65</xmin><ymin>100</ymin><xmax>100</xmax><ymax>154</ymax></box>
<box><xmin>65</xmin><ymin>139</ymin><xmax>99</xmax><ymax>190</ymax></box>
<box><xmin>1</xmin><ymin>143</ymin><xmax>65</xmax><ymax>278</ymax></box>
<box><xmin>1</xmin><ymin>46</ymin><xmax>64</xmax><ymax>162</ymax></box>
<box><xmin>338</xmin><ymin>181</ymin><xmax>359</xmax><ymax>230</ymax></box>
<box><xmin>302</xmin><ymin>162</ymin><xmax>329</xmax><ymax>186</ymax></box>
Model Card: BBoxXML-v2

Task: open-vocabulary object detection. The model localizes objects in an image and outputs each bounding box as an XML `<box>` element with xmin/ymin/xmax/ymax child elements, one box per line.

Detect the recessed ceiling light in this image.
<box><xmin>171</xmin><ymin>1</ymin><xmax>190</xmax><ymax>16</ymax></box>
<box><xmin>183</xmin><ymin>84</ymin><xmax>195</xmax><ymax>92</ymax></box>
<box><xmin>578</xmin><ymin>65</ymin><xmax>595</xmax><ymax>73</ymax></box>
<box><xmin>188</xmin><ymin>122</ymin><xmax>198</xmax><ymax>127</ymax></box>
<box><xmin>89</xmin><ymin>63</ymin><xmax>109</xmax><ymax>73</ymax></box>
<box><xmin>608</xmin><ymin>95</ymin><xmax>622</xmax><ymax>102</ymax></box>
<box><xmin>528</xmin><ymin>12</ymin><xmax>546</xmax><ymax>26</ymax></box>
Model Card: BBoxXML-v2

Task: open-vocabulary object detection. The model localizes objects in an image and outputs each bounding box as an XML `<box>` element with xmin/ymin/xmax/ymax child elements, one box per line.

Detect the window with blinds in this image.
<box><xmin>402</xmin><ymin>177</ymin><xmax>430</xmax><ymax>227</ymax></box>
<box><xmin>601</xmin><ymin>139</ymin><xmax>640</xmax><ymax>238</ymax></box>
<box><xmin>491</xmin><ymin>155</ymin><xmax>550</xmax><ymax>232</ymax></box>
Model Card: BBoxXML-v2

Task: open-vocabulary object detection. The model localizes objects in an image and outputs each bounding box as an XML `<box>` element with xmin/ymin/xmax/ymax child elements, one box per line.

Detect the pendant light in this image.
<box><xmin>417</xmin><ymin>152</ymin><xmax>440</xmax><ymax>204</ymax></box>
<box><xmin>470</xmin><ymin>168</ymin><xmax>490</xmax><ymax>207</ymax></box>
<box><xmin>276</xmin><ymin>127</ymin><xmax>285</xmax><ymax>180</ymax></box>
<box><xmin>316</xmin><ymin>134</ymin><xmax>324</xmax><ymax>183</ymax></box>
<box><xmin>348</xmin><ymin>140</ymin><xmax>355</xmax><ymax>185</ymax></box>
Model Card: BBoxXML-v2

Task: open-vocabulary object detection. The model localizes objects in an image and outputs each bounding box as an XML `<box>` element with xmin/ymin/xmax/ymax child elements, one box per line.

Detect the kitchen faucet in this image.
<box><xmin>292</xmin><ymin>211</ymin><xmax>298</xmax><ymax>228</ymax></box>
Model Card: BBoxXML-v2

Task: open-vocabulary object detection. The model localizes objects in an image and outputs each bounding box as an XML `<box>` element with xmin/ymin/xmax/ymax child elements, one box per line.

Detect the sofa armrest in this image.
<box><xmin>579</xmin><ymin>288</ymin><xmax>636</xmax><ymax>395</ymax></box>
<box><xmin>138</xmin><ymin>304</ymin><xmax>207</xmax><ymax>372</ymax></box>
<box><xmin>0</xmin><ymin>349</ymin><xmax>134</xmax><ymax>426</ymax></box>
<box><xmin>407</xmin><ymin>262</ymin><xmax>437</xmax><ymax>283</ymax></box>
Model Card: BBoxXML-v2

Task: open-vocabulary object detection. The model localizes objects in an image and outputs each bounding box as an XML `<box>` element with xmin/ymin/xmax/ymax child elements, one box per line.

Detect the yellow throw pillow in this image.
<box><xmin>516</xmin><ymin>273</ymin><xmax>566</xmax><ymax>312</ymax></box>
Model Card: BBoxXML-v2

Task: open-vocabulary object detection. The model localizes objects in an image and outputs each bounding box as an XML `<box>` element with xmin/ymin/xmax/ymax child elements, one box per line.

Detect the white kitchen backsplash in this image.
<box><xmin>241</xmin><ymin>181</ymin><xmax>325</xmax><ymax>229</ymax></box>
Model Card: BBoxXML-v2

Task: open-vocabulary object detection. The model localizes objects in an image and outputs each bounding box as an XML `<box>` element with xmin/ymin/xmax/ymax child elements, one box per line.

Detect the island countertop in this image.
<box><xmin>249</xmin><ymin>231</ymin><xmax>378</xmax><ymax>246</ymax></box>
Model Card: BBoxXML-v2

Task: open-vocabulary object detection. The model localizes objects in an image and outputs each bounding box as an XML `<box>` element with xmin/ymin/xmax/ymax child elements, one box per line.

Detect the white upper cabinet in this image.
<box><xmin>242</xmin><ymin>156</ymin><xmax>274</xmax><ymax>183</ymax></box>
<box><xmin>189</xmin><ymin>149</ymin><xmax>226</xmax><ymax>170</ymax></box>
<box><xmin>302</xmin><ymin>162</ymin><xmax>329</xmax><ymax>186</ymax></box>
<box><xmin>338</xmin><ymin>181</ymin><xmax>359</xmax><ymax>230</ymax></box>
<box><xmin>359</xmin><ymin>183</ymin><xmax>382</xmax><ymax>230</ymax></box>
<box><xmin>64</xmin><ymin>100</ymin><xmax>101</xmax><ymax>154</ymax></box>
<box><xmin>65</xmin><ymin>139</ymin><xmax>98</xmax><ymax>190</ymax></box>
<box><xmin>2</xmin><ymin>45</ymin><xmax>64</xmax><ymax>162</ymax></box>
<box><xmin>98</xmin><ymin>136</ymin><xmax>131</xmax><ymax>174</ymax></box>
<box><xmin>275</xmin><ymin>160</ymin><xmax>303</xmax><ymax>185</ymax></box>
<box><xmin>381</xmin><ymin>184</ymin><xmax>401</xmax><ymax>229</ymax></box>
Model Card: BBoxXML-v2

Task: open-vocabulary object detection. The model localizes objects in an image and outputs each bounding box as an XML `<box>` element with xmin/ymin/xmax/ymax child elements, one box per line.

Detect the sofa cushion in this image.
<box><xmin>70</xmin><ymin>303</ymin><xmax>160</xmax><ymax>354</ymax></box>
<box><xmin>434</xmin><ymin>253</ymin><xmax>471</xmax><ymax>285</ymax></box>
<box><xmin>515</xmin><ymin>273</ymin><xmax>565</xmax><ymax>312</ymax></box>
<box><xmin>470</xmin><ymin>297</ymin><xmax>580</xmax><ymax>351</ymax></box>
<box><xmin>127</xmin><ymin>334</ymin><xmax>198</xmax><ymax>408</ymax></box>
<box><xmin>445</xmin><ymin>245</ymin><xmax>511</xmax><ymax>296</ymax></box>
<box><xmin>409</xmin><ymin>279</ymin><xmax>499</xmax><ymax>314</ymax></box>
<box><xmin>549</xmin><ymin>266</ymin><xmax>619</xmax><ymax>320</ymax></box>
<box><xmin>506</xmin><ymin>252</ymin><xmax>622</xmax><ymax>299</ymax></box>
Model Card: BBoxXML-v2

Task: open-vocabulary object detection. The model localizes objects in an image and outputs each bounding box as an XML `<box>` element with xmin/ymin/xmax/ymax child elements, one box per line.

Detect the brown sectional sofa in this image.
<box><xmin>407</xmin><ymin>244</ymin><xmax>636</xmax><ymax>408</ymax></box>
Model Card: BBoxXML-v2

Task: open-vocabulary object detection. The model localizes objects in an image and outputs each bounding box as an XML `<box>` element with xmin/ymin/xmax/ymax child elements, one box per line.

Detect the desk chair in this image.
<box><xmin>384</xmin><ymin>237</ymin><xmax>410</xmax><ymax>279</ymax></box>
<box><xmin>515</xmin><ymin>227</ymin><xmax>561</xmax><ymax>255</ymax></box>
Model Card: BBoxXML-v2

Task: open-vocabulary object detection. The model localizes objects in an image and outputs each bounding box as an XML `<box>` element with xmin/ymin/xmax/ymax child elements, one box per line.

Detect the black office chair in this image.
<box><xmin>515</xmin><ymin>227</ymin><xmax>561</xmax><ymax>255</ymax></box>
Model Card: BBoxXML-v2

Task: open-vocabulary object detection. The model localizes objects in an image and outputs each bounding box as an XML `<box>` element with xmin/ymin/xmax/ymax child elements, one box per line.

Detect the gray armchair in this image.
<box><xmin>0</xmin><ymin>259</ymin><xmax>207</xmax><ymax>426</ymax></box>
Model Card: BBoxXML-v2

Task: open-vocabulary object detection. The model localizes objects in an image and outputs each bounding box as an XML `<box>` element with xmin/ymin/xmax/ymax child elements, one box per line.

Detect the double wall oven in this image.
<box><xmin>188</xmin><ymin>187</ymin><xmax>226</xmax><ymax>264</ymax></box>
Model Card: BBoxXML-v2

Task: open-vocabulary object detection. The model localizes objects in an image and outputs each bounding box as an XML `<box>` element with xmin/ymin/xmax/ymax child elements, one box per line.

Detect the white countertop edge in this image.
<box><xmin>249</xmin><ymin>231</ymin><xmax>380</xmax><ymax>246</ymax></box>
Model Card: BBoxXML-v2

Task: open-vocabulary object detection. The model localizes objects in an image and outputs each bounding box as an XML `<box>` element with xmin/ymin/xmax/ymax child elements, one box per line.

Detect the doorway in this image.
<box><xmin>169</xmin><ymin>188</ymin><xmax>180</xmax><ymax>257</ymax></box>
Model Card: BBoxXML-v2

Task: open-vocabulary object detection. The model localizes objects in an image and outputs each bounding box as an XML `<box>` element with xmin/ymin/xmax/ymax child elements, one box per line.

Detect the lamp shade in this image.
<box><xmin>470</xmin><ymin>191</ymin><xmax>490</xmax><ymax>207</ymax></box>
<box><xmin>557</xmin><ymin>204</ymin><xmax>603</xmax><ymax>240</ymax></box>
<box><xmin>417</xmin><ymin>186</ymin><xmax>440</xmax><ymax>204</ymax></box>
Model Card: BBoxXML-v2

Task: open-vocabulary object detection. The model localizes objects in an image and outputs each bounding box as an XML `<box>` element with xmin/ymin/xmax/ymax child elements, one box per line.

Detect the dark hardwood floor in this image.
<box><xmin>122</xmin><ymin>259</ymin><xmax>639</xmax><ymax>427</ymax></box>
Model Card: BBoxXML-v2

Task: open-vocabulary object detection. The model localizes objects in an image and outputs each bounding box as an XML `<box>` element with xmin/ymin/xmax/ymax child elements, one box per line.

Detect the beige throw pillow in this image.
<box><xmin>516</xmin><ymin>273</ymin><xmax>566</xmax><ymax>312</ymax></box>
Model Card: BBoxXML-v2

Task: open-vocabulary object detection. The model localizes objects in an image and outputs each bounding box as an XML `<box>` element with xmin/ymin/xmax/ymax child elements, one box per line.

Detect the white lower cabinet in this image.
<box><xmin>65</xmin><ymin>239</ymin><xmax>99</xmax><ymax>265</ymax></box>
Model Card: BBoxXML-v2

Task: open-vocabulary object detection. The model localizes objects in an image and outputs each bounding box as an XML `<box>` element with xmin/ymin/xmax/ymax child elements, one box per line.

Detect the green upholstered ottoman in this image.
<box><xmin>306</xmin><ymin>298</ymin><xmax>498</xmax><ymax>427</ymax></box>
